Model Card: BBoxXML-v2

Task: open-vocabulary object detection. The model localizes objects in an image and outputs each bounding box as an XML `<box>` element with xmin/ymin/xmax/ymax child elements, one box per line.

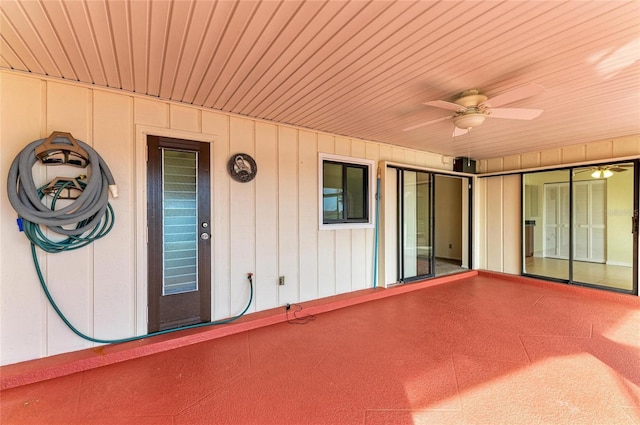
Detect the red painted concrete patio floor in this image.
<box><xmin>1</xmin><ymin>272</ymin><xmax>639</xmax><ymax>425</ymax></box>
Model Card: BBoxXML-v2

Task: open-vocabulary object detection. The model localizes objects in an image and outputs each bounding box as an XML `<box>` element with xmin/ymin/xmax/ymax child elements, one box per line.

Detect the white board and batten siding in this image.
<box><xmin>479</xmin><ymin>175</ymin><xmax>522</xmax><ymax>275</ymax></box>
<box><xmin>0</xmin><ymin>71</ymin><xmax>453</xmax><ymax>365</ymax></box>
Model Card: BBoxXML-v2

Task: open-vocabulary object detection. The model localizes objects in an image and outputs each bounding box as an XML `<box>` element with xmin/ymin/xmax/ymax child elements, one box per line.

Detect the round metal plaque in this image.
<box><xmin>227</xmin><ymin>153</ymin><xmax>257</xmax><ymax>183</ymax></box>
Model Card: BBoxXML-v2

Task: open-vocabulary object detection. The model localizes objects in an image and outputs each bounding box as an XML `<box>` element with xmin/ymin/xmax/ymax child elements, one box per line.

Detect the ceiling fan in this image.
<box><xmin>575</xmin><ymin>164</ymin><xmax>632</xmax><ymax>179</ymax></box>
<box><xmin>404</xmin><ymin>84</ymin><xmax>545</xmax><ymax>136</ymax></box>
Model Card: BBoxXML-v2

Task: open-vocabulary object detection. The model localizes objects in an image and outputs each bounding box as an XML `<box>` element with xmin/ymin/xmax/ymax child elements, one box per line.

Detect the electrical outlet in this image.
<box><xmin>279</xmin><ymin>276</ymin><xmax>285</xmax><ymax>286</ymax></box>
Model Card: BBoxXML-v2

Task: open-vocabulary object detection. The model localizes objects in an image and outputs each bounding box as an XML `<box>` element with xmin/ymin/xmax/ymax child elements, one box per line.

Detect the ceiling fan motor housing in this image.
<box><xmin>454</xmin><ymin>90</ymin><xmax>488</xmax><ymax>108</ymax></box>
<box><xmin>452</xmin><ymin>90</ymin><xmax>489</xmax><ymax>129</ymax></box>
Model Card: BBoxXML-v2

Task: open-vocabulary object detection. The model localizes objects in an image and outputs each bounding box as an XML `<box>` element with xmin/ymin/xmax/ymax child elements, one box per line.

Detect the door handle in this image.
<box><xmin>200</xmin><ymin>222</ymin><xmax>210</xmax><ymax>240</ymax></box>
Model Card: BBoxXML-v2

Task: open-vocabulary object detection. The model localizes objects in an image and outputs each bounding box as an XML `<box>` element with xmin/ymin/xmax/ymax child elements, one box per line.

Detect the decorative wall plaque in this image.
<box><xmin>227</xmin><ymin>153</ymin><xmax>257</xmax><ymax>182</ymax></box>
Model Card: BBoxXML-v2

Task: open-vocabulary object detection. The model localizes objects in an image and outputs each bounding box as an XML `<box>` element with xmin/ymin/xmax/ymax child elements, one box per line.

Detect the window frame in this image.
<box><xmin>318</xmin><ymin>153</ymin><xmax>375</xmax><ymax>230</ymax></box>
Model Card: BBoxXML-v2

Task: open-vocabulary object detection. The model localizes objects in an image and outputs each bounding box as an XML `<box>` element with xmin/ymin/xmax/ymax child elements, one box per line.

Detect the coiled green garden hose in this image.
<box><xmin>8</xmin><ymin>135</ymin><xmax>253</xmax><ymax>345</ymax></box>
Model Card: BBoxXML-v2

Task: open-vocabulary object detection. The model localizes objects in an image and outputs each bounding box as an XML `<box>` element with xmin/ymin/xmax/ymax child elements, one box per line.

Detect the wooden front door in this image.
<box><xmin>147</xmin><ymin>135</ymin><xmax>211</xmax><ymax>332</ymax></box>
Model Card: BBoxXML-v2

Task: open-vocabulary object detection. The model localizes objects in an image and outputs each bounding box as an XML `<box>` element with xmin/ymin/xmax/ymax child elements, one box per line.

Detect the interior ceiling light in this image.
<box><xmin>453</xmin><ymin>113</ymin><xmax>486</xmax><ymax>130</ymax></box>
<box><xmin>591</xmin><ymin>168</ymin><xmax>614</xmax><ymax>178</ymax></box>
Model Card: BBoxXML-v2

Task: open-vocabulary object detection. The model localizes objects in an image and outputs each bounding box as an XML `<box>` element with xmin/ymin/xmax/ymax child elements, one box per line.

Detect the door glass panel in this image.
<box><xmin>163</xmin><ymin>149</ymin><xmax>198</xmax><ymax>295</ymax></box>
<box><xmin>573</xmin><ymin>164</ymin><xmax>634</xmax><ymax>291</ymax></box>
<box><xmin>401</xmin><ymin>170</ymin><xmax>432</xmax><ymax>280</ymax></box>
<box><xmin>403</xmin><ymin>171</ymin><xmax>418</xmax><ymax>278</ymax></box>
<box><xmin>559</xmin><ymin>183</ymin><xmax>570</xmax><ymax>259</ymax></box>
<box><xmin>573</xmin><ymin>181</ymin><xmax>589</xmax><ymax>261</ymax></box>
<box><xmin>416</xmin><ymin>172</ymin><xmax>432</xmax><ymax>276</ymax></box>
<box><xmin>523</xmin><ymin>170</ymin><xmax>570</xmax><ymax>280</ymax></box>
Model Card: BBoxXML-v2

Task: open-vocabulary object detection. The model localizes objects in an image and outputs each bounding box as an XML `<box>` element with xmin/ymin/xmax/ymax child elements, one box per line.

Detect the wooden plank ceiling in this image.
<box><xmin>1</xmin><ymin>0</ymin><xmax>639</xmax><ymax>160</ymax></box>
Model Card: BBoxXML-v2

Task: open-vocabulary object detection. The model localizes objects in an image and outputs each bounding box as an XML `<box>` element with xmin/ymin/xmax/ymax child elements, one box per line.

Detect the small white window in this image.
<box><xmin>318</xmin><ymin>153</ymin><xmax>375</xmax><ymax>230</ymax></box>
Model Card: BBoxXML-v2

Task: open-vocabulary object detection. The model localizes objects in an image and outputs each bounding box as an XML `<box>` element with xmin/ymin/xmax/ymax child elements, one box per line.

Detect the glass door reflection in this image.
<box><xmin>523</xmin><ymin>170</ymin><xmax>571</xmax><ymax>281</ymax></box>
<box><xmin>523</xmin><ymin>163</ymin><xmax>637</xmax><ymax>294</ymax></box>
<box><xmin>572</xmin><ymin>164</ymin><xmax>634</xmax><ymax>291</ymax></box>
<box><xmin>399</xmin><ymin>169</ymin><xmax>434</xmax><ymax>281</ymax></box>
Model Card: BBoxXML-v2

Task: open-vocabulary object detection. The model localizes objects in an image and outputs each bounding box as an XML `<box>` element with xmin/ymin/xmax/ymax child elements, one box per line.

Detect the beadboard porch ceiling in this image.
<box><xmin>1</xmin><ymin>0</ymin><xmax>639</xmax><ymax>160</ymax></box>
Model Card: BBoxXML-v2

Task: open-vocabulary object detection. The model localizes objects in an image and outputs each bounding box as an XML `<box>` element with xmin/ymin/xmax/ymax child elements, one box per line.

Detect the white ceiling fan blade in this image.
<box><xmin>453</xmin><ymin>126</ymin><xmax>469</xmax><ymax>137</ymax></box>
<box><xmin>424</xmin><ymin>100</ymin><xmax>465</xmax><ymax>112</ymax></box>
<box><xmin>483</xmin><ymin>84</ymin><xmax>544</xmax><ymax>108</ymax></box>
<box><xmin>489</xmin><ymin>108</ymin><xmax>543</xmax><ymax>120</ymax></box>
<box><xmin>403</xmin><ymin>116</ymin><xmax>451</xmax><ymax>132</ymax></box>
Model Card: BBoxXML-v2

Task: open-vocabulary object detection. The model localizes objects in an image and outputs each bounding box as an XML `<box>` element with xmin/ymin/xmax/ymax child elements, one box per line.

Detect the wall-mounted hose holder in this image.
<box><xmin>8</xmin><ymin>131</ymin><xmax>116</xmax><ymax>237</ymax></box>
<box><xmin>34</xmin><ymin>131</ymin><xmax>90</xmax><ymax>168</ymax></box>
<box><xmin>42</xmin><ymin>176</ymin><xmax>85</xmax><ymax>200</ymax></box>
<box><xmin>7</xmin><ymin>131</ymin><xmax>252</xmax><ymax>345</ymax></box>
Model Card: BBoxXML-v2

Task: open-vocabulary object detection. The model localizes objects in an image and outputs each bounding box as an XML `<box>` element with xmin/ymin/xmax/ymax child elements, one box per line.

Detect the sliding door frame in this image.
<box><xmin>521</xmin><ymin>159</ymin><xmax>639</xmax><ymax>295</ymax></box>
<box><xmin>395</xmin><ymin>167</ymin><xmax>435</xmax><ymax>283</ymax></box>
<box><xmin>389</xmin><ymin>164</ymin><xmax>474</xmax><ymax>284</ymax></box>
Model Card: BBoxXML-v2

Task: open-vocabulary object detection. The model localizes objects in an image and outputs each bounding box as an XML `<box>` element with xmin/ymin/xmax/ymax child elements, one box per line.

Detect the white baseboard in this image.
<box><xmin>606</xmin><ymin>260</ymin><xmax>633</xmax><ymax>267</ymax></box>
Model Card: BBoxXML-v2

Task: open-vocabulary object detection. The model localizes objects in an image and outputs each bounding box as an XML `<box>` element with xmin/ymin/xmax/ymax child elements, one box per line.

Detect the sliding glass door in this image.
<box><xmin>385</xmin><ymin>165</ymin><xmax>472</xmax><ymax>285</ymax></box>
<box><xmin>572</xmin><ymin>163</ymin><xmax>635</xmax><ymax>291</ymax></box>
<box><xmin>397</xmin><ymin>169</ymin><xmax>434</xmax><ymax>282</ymax></box>
<box><xmin>523</xmin><ymin>162</ymin><xmax>638</xmax><ymax>294</ymax></box>
<box><xmin>524</xmin><ymin>170</ymin><xmax>571</xmax><ymax>281</ymax></box>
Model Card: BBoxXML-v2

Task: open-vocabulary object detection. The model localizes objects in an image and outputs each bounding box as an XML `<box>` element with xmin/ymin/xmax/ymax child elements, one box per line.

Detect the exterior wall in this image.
<box><xmin>479</xmin><ymin>175</ymin><xmax>521</xmax><ymax>274</ymax></box>
<box><xmin>0</xmin><ymin>71</ymin><xmax>453</xmax><ymax>365</ymax></box>
<box><xmin>478</xmin><ymin>137</ymin><xmax>640</xmax><ymax>276</ymax></box>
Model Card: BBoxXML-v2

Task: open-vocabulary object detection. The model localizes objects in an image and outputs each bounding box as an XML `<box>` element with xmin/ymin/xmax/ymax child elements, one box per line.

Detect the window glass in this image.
<box><xmin>346</xmin><ymin>166</ymin><xmax>366</xmax><ymax>220</ymax></box>
<box><xmin>322</xmin><ymin>160</ymin><xmax>369</xmax><ymax>224</ymax></box>
<box><xmin>323</xmin><ymin>162</ymin><xmax>343</xmax><ymax>221</ymax></box>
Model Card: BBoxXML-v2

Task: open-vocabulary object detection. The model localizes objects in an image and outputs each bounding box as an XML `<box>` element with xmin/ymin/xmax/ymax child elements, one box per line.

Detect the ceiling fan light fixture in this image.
<box><xmin>453</xmin><ymin>113</ymin><xmax>486</xmax><ymax>130</ymax></box>
<box><xmin>412</xmin><ymin>84</ymin><xmax>544</xmax><ymax>135</ymax></box>
<box><xmin>591</xmin><ymin>168</ymin><xmax>614</xmax><ymax>179</ymax></box>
